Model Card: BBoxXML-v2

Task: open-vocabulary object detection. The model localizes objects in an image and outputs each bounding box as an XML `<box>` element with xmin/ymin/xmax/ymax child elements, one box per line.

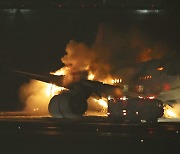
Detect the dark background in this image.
<box><xmin>0</xmin><ymin>0</ymin><xmax>180</xmax><ymax>111</ymax></box>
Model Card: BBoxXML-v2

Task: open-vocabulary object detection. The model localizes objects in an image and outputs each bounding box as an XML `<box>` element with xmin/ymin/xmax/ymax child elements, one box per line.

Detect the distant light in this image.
<box><xmin>157</xmin><ymin>67</ymin><xmax>164</xmax><ymax>71</ymax></box>
<box><xmin>137</xmin><ymin>10</ymin><xmax>161</xmax><ymax>14</ymax></box>
<box><xmin>140</xmin><ymin>139</ymin><xmax>144</xmax><ymax>143</ymax></box>
<box><xmin>147</xmin><ymin>96</ymin><xmax>155</xmax><ymax>99</ymax></box>
<box><xmin>123</xmin><ymin>113</ymin><xmax>127</xmax><ymax>115</ymax></box>
<box><xmin>108</xmin><ymin>96</ymin><xmax>111</xmax><ymax>100</ymax></box>
<box><xmin>138</xmin><ymin>10</ymin><xmax>149</xmax><ymax>13</ymax></box>
<box><xmin>141</xmin><ymin>120</ymin><xmax>146</xmax><ymax>123</ymax></box>
<box><xmin>123</xmin><ymin>110</ymin><xmax>126</xmax><ymax>113</ymax></box>
<box><xmin>33</xmin><ymin>108</ymin><xmax>39</xmax><ymax>111</ymax></box>
<box><xmin>158</xmin><ymin>104</ymin><xmax>162</xmax><ymax>107</ymax></box>
<box><xmin>136</xmin><ymin>112</ymin><xmax>139</xmax><ymax>115</ymax></box>
<box><xmin>120</xmin><ymin>96</ymin><xmax>128</xmax><ymax>100</ymax></box>
<box><xmin>112</xmin><ymin>78</ymin><xmax>122</xmax><ymax>84</ymax></box>
<box><xmin>4</xmin><ymin>9</ymin><xmax>17</xmax><ymax>14</ymax></box>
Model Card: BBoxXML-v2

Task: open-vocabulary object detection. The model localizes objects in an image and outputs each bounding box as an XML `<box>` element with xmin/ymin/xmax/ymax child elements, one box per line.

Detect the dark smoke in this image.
<box><xmin>61</xmin><ymin>23</ymin><xmax>168</xmax><ymax>84</ymax></box>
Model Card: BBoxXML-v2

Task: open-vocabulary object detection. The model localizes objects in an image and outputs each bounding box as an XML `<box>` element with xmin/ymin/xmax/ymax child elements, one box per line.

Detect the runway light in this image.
<box><xmin>136</xmin><ymin>112</ymin><xmax>139</xmax><ymax>115</ymax></box>
<box><xmin>140</xmin><ymin>139</ymin><xmax>144</xmax><ymax>143</ymax></box>
<box><xmin>123</xmin><ymin>110</ymin><xmax>126</xmax><ymax>113</ymax></box>
<box><xmin>123</xmin><ymin>113</ymin><xmax>127</xmax><ymax>116</ymax></box>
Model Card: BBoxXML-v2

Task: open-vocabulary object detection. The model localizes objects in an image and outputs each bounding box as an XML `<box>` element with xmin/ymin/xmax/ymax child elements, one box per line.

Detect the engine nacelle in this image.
<box><xmin>48</xmin><ymin>91</ymin><xmax>88</xmax><ymax>118</ymax></box>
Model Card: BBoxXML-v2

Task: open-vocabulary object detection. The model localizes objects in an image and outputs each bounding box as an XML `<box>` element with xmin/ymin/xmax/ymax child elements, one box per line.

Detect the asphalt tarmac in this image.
<box><xmin>0</xmin><ymin>113</ymin><xmax>180</xmax><ymax>154</ymax></box>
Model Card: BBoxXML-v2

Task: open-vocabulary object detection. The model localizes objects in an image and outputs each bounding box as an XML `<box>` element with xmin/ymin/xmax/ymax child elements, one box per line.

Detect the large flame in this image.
<box><xmin>163</xmin><ymin>104</ymin><xmax>180</xmax><ymax>118</ymax></box>
<box><xmin>50</xmin><ymin>66</ymin><xmax>69</xmax><ymax>76</ymax></box>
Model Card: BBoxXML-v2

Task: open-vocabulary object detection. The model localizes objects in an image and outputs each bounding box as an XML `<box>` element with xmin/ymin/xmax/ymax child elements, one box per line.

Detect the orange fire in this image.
<box><xmin>46</xmin><ymin>84</ymin><xmax>66</xmax><ymax>97</ymax></box>
<box><xmin>88</xmin><ymin>72</ymin><xmax>95</xmax><ymax>80</ymax></box>
<box><xmin>50</xmin><ymin>66</ymin><xmax>69</xmax><ymax>76</ymax></box>
<box><xmin>20</xmin><ymin>67</ymin><xmax>113</xmax><ymax>116</ymax></box>
<box><xmin>163</xmin><ymin>104</ymin><xmax>180</xmax><ymax>118</ymax></box>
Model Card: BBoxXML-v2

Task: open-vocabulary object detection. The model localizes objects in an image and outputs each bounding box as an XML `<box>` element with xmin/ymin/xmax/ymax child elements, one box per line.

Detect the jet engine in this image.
<box><xmin>48</xmin><ymin>90</ymin><xmax>88</xmax><ymax>118</ymax></box>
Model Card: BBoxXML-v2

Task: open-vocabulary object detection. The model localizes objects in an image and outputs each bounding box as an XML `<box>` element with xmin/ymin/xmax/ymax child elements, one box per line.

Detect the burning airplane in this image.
<box><xmin>14</xmin><ymin>24</ymin><xmax>180</xmax><ymax>120</ymax></box>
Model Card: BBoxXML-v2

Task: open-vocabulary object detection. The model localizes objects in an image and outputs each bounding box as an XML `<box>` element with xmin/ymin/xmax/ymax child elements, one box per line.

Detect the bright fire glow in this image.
<box><xmin>19</xmin><ymin>80</ymin><xmax>64</xmax><ymax>115</ymax></box>
<box><xmin>112</xmin><ymin>78</ymin><xmax>122</xmax><ymax>84</ymax></box>
<box><xmin>93</xmin><ymin>97</ymin><xmax>108</xmax><ymax>109</ymax></box>
<box><xmin>50</xmin><ymin>67</ymin><xmax>69</xmax><ymax>76</ymax></box>
<box><xmin>19</xmin><ymin>80</ymin><xmax>67</xmax><ymax>115</ymax></box>
<box><xmin>164</xmin><ymin>104</ymin><xmax>177</xmax><ymax>118</ymax></box>
<box><xmin>166</xmin><ymin>109</ymin><xmax>176</xmax><ymax>118</ymax></box>
<box><xmin>46</xmin><ymin>84</ymin><xmax>66</xmax><ymax>97</ymax></box>
<box><xmin>88</xmin><ymin>73</ymin><xmax>95</xmax><ymax>80</ymax></box>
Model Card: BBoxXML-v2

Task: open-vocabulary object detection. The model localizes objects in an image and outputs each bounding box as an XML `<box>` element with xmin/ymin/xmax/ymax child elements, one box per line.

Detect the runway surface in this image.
<box><xmin>0</xmin><ymin>112</ymin><xmax>180</xmax><ymax>154</ymax></box>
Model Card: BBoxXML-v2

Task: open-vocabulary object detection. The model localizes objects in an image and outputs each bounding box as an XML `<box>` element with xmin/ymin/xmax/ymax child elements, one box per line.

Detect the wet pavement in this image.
<box><xmin>0</xmin><ymin>114</ymin><xmax>180</xmax><ymax>154</ymax></box>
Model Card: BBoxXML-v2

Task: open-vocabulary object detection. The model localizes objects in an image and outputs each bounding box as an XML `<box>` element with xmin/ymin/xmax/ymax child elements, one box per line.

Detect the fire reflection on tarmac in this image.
<box><xmin>0</xmin><ymin>112</ymin><xmax>180</xmax><ymax>154</ymax></box>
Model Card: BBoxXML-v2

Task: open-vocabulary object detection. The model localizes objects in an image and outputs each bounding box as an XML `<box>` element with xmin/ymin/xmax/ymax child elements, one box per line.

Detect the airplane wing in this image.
<box><xmin>11</xmin><ymin>70</ymin><xmax>65</xmax><ymax>87</ymax></box>
<box><xmin>11</xmin><ymin>70</ymin><xmax>122</xmax><ymax>95</ymax></box>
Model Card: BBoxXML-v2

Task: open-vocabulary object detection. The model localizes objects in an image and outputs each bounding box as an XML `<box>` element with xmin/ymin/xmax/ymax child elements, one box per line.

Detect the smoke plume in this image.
<box><xmin>61</xmin><ymin>24</ymin><xmax>167</xmax><ymax>84</ymax></box>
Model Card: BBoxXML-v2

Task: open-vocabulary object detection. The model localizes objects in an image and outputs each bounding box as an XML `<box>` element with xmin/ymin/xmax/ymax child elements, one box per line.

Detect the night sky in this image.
<box><xmin>0</xmin><ymin>2</ymin><xmax>180</xmax><ymax>111</ymax></box>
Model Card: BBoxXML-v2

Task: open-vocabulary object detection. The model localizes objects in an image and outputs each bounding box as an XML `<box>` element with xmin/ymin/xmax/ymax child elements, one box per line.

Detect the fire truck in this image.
<box><xmin>108</xmin><ymin>96</ymin><xmax>164</xmax><ymax>122</ymax></box>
